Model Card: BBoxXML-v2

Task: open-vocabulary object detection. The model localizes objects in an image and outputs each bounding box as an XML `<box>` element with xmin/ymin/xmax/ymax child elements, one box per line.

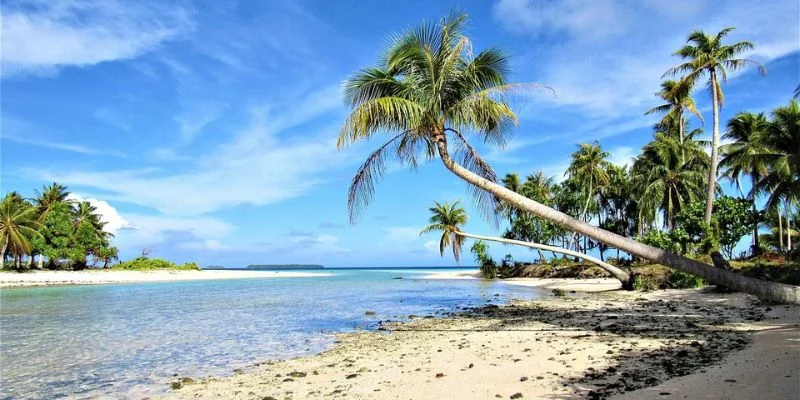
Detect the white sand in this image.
<box><xmin>503</xmin><ymin>277</ymin><xmax>623</xmax><ymax>292</ymax></box>
<box><xmin>0</xmin><ymin>269</ymin><xmax>333</xmax><ymax>288</ymax></box>
<box><xmin>165</xmin><ymin>289</ymin><xmax>797</xmax><ymax>400</ymax></box>
<box><xmin>420</xmin><ymin>270</ymin><xmax>482</xmax><ymax>279</ymax></box>
<box><xmin>422</xmin><ymin>270</ymin><xmax>623</xmax><ymax>292</ymax></box>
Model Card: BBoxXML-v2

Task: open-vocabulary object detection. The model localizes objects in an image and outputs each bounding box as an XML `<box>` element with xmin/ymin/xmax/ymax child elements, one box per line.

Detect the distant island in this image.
<box><xmin>246</xmin><ymin>264</ymin><xmax>325</xmax><ymax>270</ymax></box>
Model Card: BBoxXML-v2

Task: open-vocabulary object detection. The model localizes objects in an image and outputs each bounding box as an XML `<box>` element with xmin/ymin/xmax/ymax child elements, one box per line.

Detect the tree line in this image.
<box><xmin>500</xmin><ymin>100</ymin><xmax>798</xmax><ymax>263</ymax></box>
<box><xmin>0</xmin><ymin>183</ymin><xmax>118</xmax><ymax>270</ymax></box>
<box><xmin>337</xmin><ymin>11</ymin><xmax>800</xmax><ymax>302</ymax></box>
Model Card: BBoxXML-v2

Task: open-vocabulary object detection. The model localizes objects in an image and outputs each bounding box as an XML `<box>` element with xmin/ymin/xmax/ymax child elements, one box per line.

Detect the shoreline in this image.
<box><xmin>421</xmin><ymin>270</ymin><xmax>623</xmax><ymax>292</ymax></box>
<box><xmin>163</xmin><ymin>288</ymin><xmax>799</xmax><ymax>400</ymax></box>
<box><xmin>0</xmin><ymin>269</ymin><xmax>333</xmax><ymax>288</ymax></box>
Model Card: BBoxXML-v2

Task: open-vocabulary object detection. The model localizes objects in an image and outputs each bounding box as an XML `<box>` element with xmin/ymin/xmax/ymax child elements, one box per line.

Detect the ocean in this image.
<box><xmin>0</xmin><ymin>268</ymin><xmax>551</xmax><ymax>399</ymax></box>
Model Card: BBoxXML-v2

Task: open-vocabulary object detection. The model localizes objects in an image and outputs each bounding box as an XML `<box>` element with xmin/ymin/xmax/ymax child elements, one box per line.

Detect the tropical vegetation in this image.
<box><xmin>339</xmin><ymin>12</ymin><xmax>799</xmax><ymax>302</ymax></box>
<box><xmin>0</xmin><ymin>183</ymin><xmax>197</xmax><ymax>271</ymax></box>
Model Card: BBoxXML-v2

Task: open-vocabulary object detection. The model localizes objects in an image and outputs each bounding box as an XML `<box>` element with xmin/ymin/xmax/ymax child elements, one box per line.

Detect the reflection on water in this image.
<box><xmin>0</xmin><ymin>269</ymin><xmax>547</xmax><ymax>399</ymax></box>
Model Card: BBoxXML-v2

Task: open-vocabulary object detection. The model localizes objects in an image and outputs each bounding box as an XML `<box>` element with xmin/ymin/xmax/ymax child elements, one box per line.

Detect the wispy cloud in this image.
<box><xmin>28</xmin><ymin>86</ymin><xmax>346</xmax><ymax>216</ymax></box>
<box><xmin>1</xmin><ymin>0</ymin><xmax>193</xmax><ymax>77</ymax></box>
<box><xmin>2</xmin><ymin>133</ymin><xmax>127</xmax><ymax>157</ymax></box>
<box><xmin>494</xmin><ymin>0</ymin><xmax>799</xmax><ymax>119</ymax></box>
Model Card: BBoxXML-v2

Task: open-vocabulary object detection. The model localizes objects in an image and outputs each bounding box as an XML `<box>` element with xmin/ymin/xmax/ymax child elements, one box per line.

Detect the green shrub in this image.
<box><xmin>480</xmin><ymin>259</ymin><xmax>498</xmax><ymax>279</ymax></box>
<box><xmin>112</xmin><ymin>257</ymin><xmax>201</xmax><ymax>271</ymax></box>
<box><xmin>633</xmin><ymin>274</ymin><xmax>660</xmax><ymax>292</ymax></box>
<box><xmin>666</xmin><ymin>270</ymin><xmax>704</xmax><ymax>289</ymax></box>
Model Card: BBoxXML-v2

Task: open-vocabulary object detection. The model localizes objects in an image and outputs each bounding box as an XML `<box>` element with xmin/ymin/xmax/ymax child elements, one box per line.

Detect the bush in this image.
<box><xmin>633</xmin><ymin>274</ymin><xmax>660</xmax><ymax>292</ymax></box>
<box><xmin>112</xmin><ymin>257</ymin><xmax>201</xmax><ymax>271</ymax></box>
<box><xmin>480</xmin><ymin>259</ymin><xmax>498</xmax><ymax>279</ymax></box>
<box><xmin>666</xmin><ymin>270</ymin><xmax>704</xmax><ymax>289</ymax></box>
<box><xmin>638</xmin><ymin>230</ymin><xmax>681</xmax><ymax>254</ymax></box>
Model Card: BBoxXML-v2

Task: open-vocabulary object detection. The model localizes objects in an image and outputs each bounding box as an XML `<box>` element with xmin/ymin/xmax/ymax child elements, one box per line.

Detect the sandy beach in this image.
<box><xmin>422</xmin><ymin>270</ymin><xmax>623</xmax><ymax>292</ymax></box>
<box><xmin>0</xmin><ymin>269</ymin><xmax>333</xmax><ymax>288</ymax></box>
<box><xmin>163</xmin><ymin>288</ymin><xmax>799</xmax><ymax>400</ymax></box>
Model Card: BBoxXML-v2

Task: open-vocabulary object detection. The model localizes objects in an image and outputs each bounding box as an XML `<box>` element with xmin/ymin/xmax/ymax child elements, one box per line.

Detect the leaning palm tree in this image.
<box><xmin>419</xmin><ymin>200</ymin><xmax>632</xmax><ymax>286</ymax></box>
<box><xmin>338</xmin><ymin>13</ymin><xmax>798</xmax><ymax>303</ymax></box>
<box><xmin>0</xmin><ymin>193</ymin><xmax>42</xmax><ymax>270</ymax></box>
<box><xmin>720</xmin><ymin>112</ymin><xmax>770</xmax><ymax>255</ymax></box>
<box><xmin>645</xmin><ymin>78</ymin><xmax>703</xmax><ymax>150</ymax></box>
<box><xmin>420</xmin><ymin>201</ymin><xmax>469</xmax><ymax>262</ymax></box>
<box><xmin>665</xmin><ymin>27</ymin><xmax>766</xmax><ymax>226</ymax></box>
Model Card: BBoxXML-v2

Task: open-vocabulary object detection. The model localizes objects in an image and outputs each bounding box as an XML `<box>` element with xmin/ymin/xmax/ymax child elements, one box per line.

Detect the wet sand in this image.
<box><xmin>164</xmin><ymin>288</ymin><xmax>798</xmax><ymax>400</ymax></box>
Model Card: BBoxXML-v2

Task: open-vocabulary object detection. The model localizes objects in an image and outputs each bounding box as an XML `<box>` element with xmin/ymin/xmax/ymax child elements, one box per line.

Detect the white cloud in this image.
<box><xmin>1</xmin><ymin>0</ymin><xmax>192</xmax><ymax>77</ymax></box>
<box><xmin>494</xmin><ymin>0</ymin><xmax>800</xmax><ymax>119</ymax></box>
<box><xmin>32</xmin><ymin>86</ymin><xmax>346</xmax><ymax>216</ymax></box>
<box><xmin>607</xmin><ymin>146</ymin><xmax>638</xmax><ymax>168</ymax></box>
<box><xmin>384</xmin><ymin>226</ymin><xmax>423</xmax><ymax>243</ymax></box>
<box><xmin>66</xmin><ymin>193</ymin><xmax>132</xmax><ymax>234</ymax></box>
<box><xmin>2</xmin><ymin>133</ymin><xmax>128</xmax><ymax>157</ymax></box>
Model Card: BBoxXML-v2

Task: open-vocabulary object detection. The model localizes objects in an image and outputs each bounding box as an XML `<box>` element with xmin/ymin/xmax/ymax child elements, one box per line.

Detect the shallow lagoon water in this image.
<box><xmin>0</xmin><ymin>268</ymin><xmax>549</xmax><ymax>399</ymax></box>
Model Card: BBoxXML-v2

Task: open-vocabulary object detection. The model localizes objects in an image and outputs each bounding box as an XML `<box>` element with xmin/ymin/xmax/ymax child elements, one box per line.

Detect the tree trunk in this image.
<box><xmin>457</xmin><ymin>231</ymin><xmax>633</xmax><ymax>288</ymax></box>
<box><xmin>435</xmin><ymin>138</ymin><xmax>800</xmax><ymax>304</ymax></box>
<box><xmin>0</xmin><ymin>241</ymin><xmax>7</xmax><ymax>269</ymax></box>
<box><xmin>678</xmin><ymin>112</ymin><xmax>685</xmax><ymax>162</ymax></box>
<box><xmin>779</xmin><ymin>211</ymin><xmax>784</xmax><ymax>250</ymax></box>
<box><xmin>751</xmin><ymin>174</ymin><xmax>760</xmax><ymax>256</ymax></box>
<box><xmin>704</xmin><ymin>70</ymin><xmax>720</xmax><ymax>226</ymax></box>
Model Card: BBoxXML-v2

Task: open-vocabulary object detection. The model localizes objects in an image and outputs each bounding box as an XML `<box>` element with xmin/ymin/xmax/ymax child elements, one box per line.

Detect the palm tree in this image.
<box><xmin>339</xmin><ymin>13</ymin><xmax>798</xmax><ymax>303</ymax></box>
<box><xmin>0</xmin><ymin>193</ymin><xmax>42</xmax><ymax>270</ymax></box>
<box><xmin>34</xmin><ymin>182</ymin><xmax>72</xmax><ymax>222</ymax></box>
<box><xmin>665</xmin><ymin>27</ymin><xmax>766</xmax><ymax>227</ymax></box>
<box><xmin>632</xmin><ymin>133</ymin><xmax>709</xmax><ymax>230</ymax></box>
<box><xmin>754</xmin><ymin>101</ymin><xmax>800</xmax><ymax>211</ymax></box>
<box><xmin>645</xmin><ymin>78</ymin><xmax>703</xmax><ymax>151</ymax></box>
<box><xmin>419</xmin><ymin>200</ymin><xmax>632</xmax><ymax>286</ymax></box>
<box><xmin>720</xmin><ymin>112</ymin><xmax>770</xmax><ymax>255</ymax></box>
<box><xmin>566</xmin><ymin>142</ymin><xmax>612</xmax><ymax>225</ymax></box>
<box><xmin>420</xmin><ymin>201</ymin><xmax>469</xmax><ymax>262</ymax></box>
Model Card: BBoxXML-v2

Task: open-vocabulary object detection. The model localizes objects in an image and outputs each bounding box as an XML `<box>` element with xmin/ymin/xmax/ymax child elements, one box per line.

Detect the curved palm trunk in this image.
<box><xmin>704</xmin><ymin>70</ymin><xmax>720</xmax><ymax>226</ymax></box>
<box><xmin>435</xmin><ymin>139</ymin><xmax>800</xmax><ymax>304</ymax></box>
<box><xmin>457</xmin><ymin>231</ymin><xmax>632</xmax><ymax>287</ymax></box>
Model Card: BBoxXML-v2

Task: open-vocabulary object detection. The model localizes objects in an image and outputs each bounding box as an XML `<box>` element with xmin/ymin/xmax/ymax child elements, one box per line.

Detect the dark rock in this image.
<box><xmin>345</xmin><ymin>374</ymin><xmax>359</xmax><ymax>379</ymax></box>
<box><xmin>288</xmin><ymin>371</ymin><xmax>307</xmax><ymax>378</ymax></box>
<box><xmin>435</xmin><ymin>372</ymin><xmax>445</xmax><ymax>378</ymax></box>
<box><xmin>510</xmin><ymin>393</ymin><xmax>523</xmax><ymax>399</ymax></box>
<box><xmin>365</xmin><ymin>311</ymin><xmax>376</xmax><ymax>316</ymax></box>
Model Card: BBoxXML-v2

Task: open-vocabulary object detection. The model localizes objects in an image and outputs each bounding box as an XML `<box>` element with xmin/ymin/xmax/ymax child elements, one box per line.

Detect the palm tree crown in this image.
<box><xmin>337</xmin><ymin>12</ymin><xmax>549</xmax><ymax>222</ymax></box>
<box><xmin>420</xmin><ymin>200</ymin><xmax>468</xmax><ymax>262</ymax></box>
<box><xmin>0</xmin><ymin>193</ymin><xmax>42</xmax><ymax>261</ymax></box>
<box><xmin>755</xmin><ymin>100</ymin><xmax>800</xmax><ymax>209</ymax></box>
<box><xmin>720</xmin><ymin>112</ymin><xmax>770</xmax><ymax>195</ymax></box>
<box><xmin>645</xmin><ymin>78</ymin><xmax>702</xmax><ymax>146</ymax></box>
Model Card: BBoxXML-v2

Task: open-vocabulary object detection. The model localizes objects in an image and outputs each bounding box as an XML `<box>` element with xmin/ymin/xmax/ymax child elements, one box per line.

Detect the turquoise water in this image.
<box><xmin>0</xmin><ymin>268</ymin><xmax>549</xmax><ymax>399</ymax></box>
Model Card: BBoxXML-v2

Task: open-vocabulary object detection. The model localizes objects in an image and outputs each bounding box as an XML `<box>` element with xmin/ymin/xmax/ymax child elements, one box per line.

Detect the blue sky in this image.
<box><xmin>1</xmin><ymin>0</ymin><xmax>798</xmax><ymax>267</ymax></box>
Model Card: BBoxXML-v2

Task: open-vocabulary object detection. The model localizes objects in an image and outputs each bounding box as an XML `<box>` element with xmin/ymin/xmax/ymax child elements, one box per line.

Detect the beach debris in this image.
<box><xmin>287</xmin><ymin>371</ymin><xmax>307</xmax><ymax>378</ymax></box>
<box><xmin>345</xmin><ymin>373</ymin><xmax>358</xmax><ymax>379</ymax></box>
<box><xmin>435</xmin><ymin>372</ymin><xmax>445</xmax><ymax>378</ymax></box>
<box><xmin>510</xmin><ymin>393</ymin><xmax>523</xmax><ymax>399</ymax></box>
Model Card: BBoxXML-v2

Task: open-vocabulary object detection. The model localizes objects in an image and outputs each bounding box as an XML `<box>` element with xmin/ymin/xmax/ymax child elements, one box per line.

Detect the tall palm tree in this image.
<box><xmin>645</xmin><ymin>78</ymin><xmax>703</xmax><ymax>151</ymax></box>
<box><xmin>633</xmin><ymin>133</ymin><xmax>709</xmax><ymax>230</ymax></box>
<box><xmin>754</xmin><ymin>101</ymin><xmax>800</xmax><ymax>211</ymax></box>
<box><xmin>0</xmin><ymin>193</ymin><xmax>42</xmax><ymax>270</ymax></box>
<box><xmin>339</xmin><ymin>13</ymin><xmax>798</xmax><ymax>303</ymax></box>
<box><xmin>665</xmin><ymin>27</ymin><xmax>766</xmax><ymax>226</ymax></box>
<box><xmin>566</xmin><ymin>142</ymin><xmax>612</xmax><ymax>224</ymax></box>
<box><xmin>720</xmin><ymin>112</ymin><xmax>770</xmax><ymax>255</ymax></box>
<box><xmin>419</xmin><ymin>200</ymin><xmax>632</xmax><ymax>285</ymax></box>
